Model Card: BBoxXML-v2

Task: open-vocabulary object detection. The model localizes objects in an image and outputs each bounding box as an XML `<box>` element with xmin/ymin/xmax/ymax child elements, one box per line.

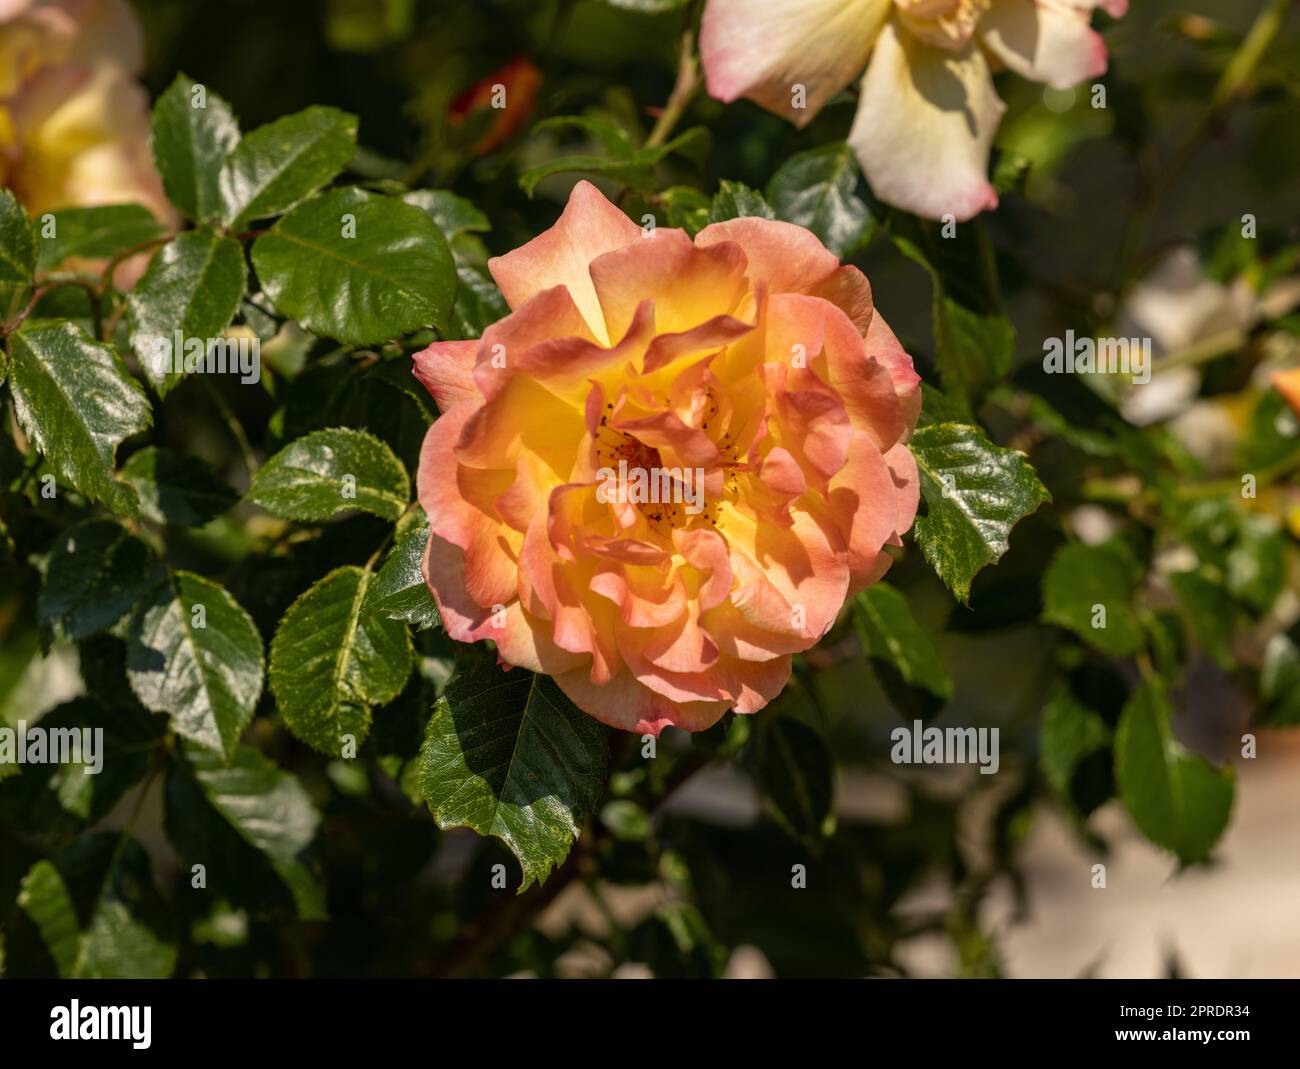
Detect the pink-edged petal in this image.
<box><xmin>884</xmin><ymin>440</ymin><xmax>921</xmax><ymax>540</ymax></box>
<box><xmin>487</xmin><ymin>179</ymin><xmax>640</xmax><ymax>344</ymax></box>
<box><xmin>809</xmin><ymin>264</ymin><xmax>875</xmax><ymax>335</ymax></box>
<box><xmin>416</xmin><ymin>410</ymin><xmax>517</xmax><ymax>609</ymax></box>
<box><xmin>552</xmin><ymin>665</ymin><xmax>730</xmax><ymax>735</ymax></box>
<box><xmin>829</xmin><ymin>429</ymin><xmax>905</xmax><ymax>594</ymax></box>
<box><xmin>700</xmin><ymin>0</ymin><xmax>890</xmax><ymax>126</ymax></box>
<box><xmin>978</xmin><ymin>0</ymin><xmax>1113</xmax><ymax>91</ymax></box>
<box><xmin>849</xmin><ymin>18</ymin><xmax>1004</xmax><ymax>222</ymax></box>
<box><xmin>412</xmin><ymin>340</ymin><xmax>479</xmax><ymax>412</ymax></box>
<box><xmin>696</xmin><ymin>216</ymin><xmax>841</xmax><ymax>296</ymax></box>
<box><xmin>864</xmin><ymin>307</ymin><xmax>922</xmax><ymax>435</ymax></box>
<box><xmin>589</xmin><ymin>229</ymin><xmax>749</xmax><ymax>341</ymax></box>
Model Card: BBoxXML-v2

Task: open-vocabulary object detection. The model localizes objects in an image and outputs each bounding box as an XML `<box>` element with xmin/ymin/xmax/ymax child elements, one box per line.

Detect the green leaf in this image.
<box><xmin>749</xmin><ymin>716</ymin><xmax>834</xmax><ymax>852</ymax></box>
<box><xmin>767</xmin><ymin>142</ymin><xmax>873</xmax><ymax>257</ymax></box>
<box><xmin>852</xmin><ymin>583</ymin><xmax>951</xmax><ymax>718</ymax></box>
<box><xmin>658</xmin><ymin>185</ymin><xmax>710</xmax><ymax>235</ymax></box>
<box><xmin>37</xmin><ymin>520</ymin><xmax>163</xmax><ymax>641</ymax></box>
<box><xmin>150</xmin><ymin>73</ymin><xmax>241</xmax><ymax>222</ymax></box>
<box><xmin>126</xmin><ymin>228</ymin><xmax>247</xmax><ymax>396</ymax></box>
<box><xmin>18</xmin><ymin>832</ymin><xmax>176</xmax><ymax>978</ymax></box>
<box><xmin>363</xmin><ymin>515</ymin><xmax>440</xmax><ymax>630</ymax></box>
<box><xmin>170</xmin><ymin>743</ymin><xmax>325</xmax><ymax>919</ymax></box>
<box><xmin>251</xmin><ymin>187</ymin><xmax>455</xmax><ymax>344</ymax></box>
<box><xmin>1114</xmin><ymin>678</ymin><xmax>1235</xmax><ymax>865</ymax></box>
<box><xmin>417</xmin><ymin>654</ymin><xmax>608</xmax><ymax>890</ymax></box>
<box><xmin>449</xmin><ymin>264</ymin><xmax>508</xmax><ymax>339</ymax></box>
<box><xmin>402</xmin><ymin>189</ymin><xmax>490</xmax><ymax>241</ymax></box>
<box><xmin>1042</xmin><ymin>540</ymin><xmax>1146</xmax><ymax>656</ymax></box>
<box><xmin>708</xmin><ymin>180</ymin><xmax>775</xmax><ymax>224</ymax></box>
<box><xmin>1239</xmin><ymin>388</ymin><xmax>1300</xmax><ymax>472</ymax></box>
<box><xmin>519</xmin><ymin>155</ymin><xmax>655</xmax><ymax>198</ymax></box>
<box><xmin>892</xmin><ymin>217</ymin><xmax>1014</xmax><ymax>407</ymax></box>
<box><xmin>247</xmin><ymin>427</ymin><xmax>409</xmax><ymax>520</ymax></box>
<box><xmin>519</xmin><ymin>119</ymin><xmax>708</xmax><ymax>197</ymax></box>
<box><xmin>219</xmin><ymin>105</ymin><xmax>357</xmax><ymax>228</ymax></box>
<box><xmin>0</xmin><ymin>188</ymin><xmax>35</xmax><ymax>321</ymax></box>
<box><xmin>7</xmin><ymin>321</ymin><xmax>150</xmax><ymax>516</ymax></box>
<box><xmin>35</xmin><ymin>204</ymin><xmax>165</xmax><ymax>271</ymax></box>
<box><xmin>0</xmin><ymin>697</ymin><xmax>164</xmax><ymax>840</ymax></box>
<box><xmin>270</xmin><ymin>565</ymin><xmax>412</xmax><ymax>754</ymax></box>
<box><xmin>910</xmin><ymin>422</ymin><xmax>1051</xmax><ymax>604</ymax></box>
<box><xmin>1260</xmin><ymin>630</ymin><xmax>1300</xmax><ymax>726</ymax></box>
<box><xmin>600</xmin><ymin>799</ymin><xmax>652</xmax><ymax>841</ymax></box>
<box><xmin>1225</xmin><ymin>514</ymin><xmax>1285</xmax><ymax>613</ymax></box>
<box><xmin>1040</xmin><ymin>682</ymin><xmax>1113</xmax><ymax>817</ymax></box>
<box><xmin>119</xmin><ymin>445</ymin><xmax>238</xmax><ymax>526</ymax></box>
<box><xmin>127</xmin><ymin>571</ymin><xmax>265</xmax><ymax>759</ymax></box>
<box><xmin>990</xmin><ymin>149</ymin><xmax>1032</xmax><ymax>197</ymax></box>
<box><xmin>1168</xmin><ymin>568</ymin><xmax>1236</xmax><ymax>669</ymax></box>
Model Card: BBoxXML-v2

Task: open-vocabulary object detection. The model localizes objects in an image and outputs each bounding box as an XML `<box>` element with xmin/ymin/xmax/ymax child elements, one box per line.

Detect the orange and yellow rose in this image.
<box><xmin>413</xmin><ymin>181</ymin><xmax>920</xmax><ymax>734</ymax></box>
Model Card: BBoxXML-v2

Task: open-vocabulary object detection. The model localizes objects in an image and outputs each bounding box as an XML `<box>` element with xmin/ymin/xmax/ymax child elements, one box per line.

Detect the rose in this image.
<box><xmin>448</xmin><ymin>56</ymin><xmax>542</xmax><ymax>157</ymax></box>
<box><xmin>0</xmin><ymin>0</ymin><xmax>171</xmax><ymax>222</ymax></box>
<box><xmin>413</xmin><ymin>181</ymin><xmax>920</xmax><ymax>735</ymax></box>
<box><xmin>700</xmin><ymin>0</ymin><xmax>1128</xmax><ymax>221</ymax></box>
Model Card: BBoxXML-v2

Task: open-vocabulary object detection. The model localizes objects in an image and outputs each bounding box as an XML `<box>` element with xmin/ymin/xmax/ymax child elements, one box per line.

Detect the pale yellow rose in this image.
<box><xmin>701</xmin><ymin>0</ymin><xmax>1128</xmax><ymax>221</ymax></box>
<box><xmin>0</xmin><ymin>0</ymin><xmax>171</xmax><ymax>222</ymax></box>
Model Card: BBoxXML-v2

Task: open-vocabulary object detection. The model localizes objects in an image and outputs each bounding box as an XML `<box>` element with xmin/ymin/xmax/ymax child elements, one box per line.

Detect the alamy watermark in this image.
<box><xmin>50</xmin><ymin>1000</ymin><xmax>150</xmax><ymax>1049</ymax></box>
<box><xmin>595</xmin><ymin>461</ymin><xmax>705</xmax><ymax>515</ymax></box>
<box><xmin>1042</xmin><ymin>329</ymin><xmax>1151</xmax><ymax>385</ymax></box>
<box><xmin>0</xmin><ymin>721</ymin><xmax>103</xmax><ymax>774</ymax></box>
<box><xmin>135</xmin><ymin>330</ymin><xmax>261</xmax><ymax>385</ymax></box>
<box><xmin>890</xmin><ymin>719</ymin><xmax>1000</xmax><ymax>775</ymax></box>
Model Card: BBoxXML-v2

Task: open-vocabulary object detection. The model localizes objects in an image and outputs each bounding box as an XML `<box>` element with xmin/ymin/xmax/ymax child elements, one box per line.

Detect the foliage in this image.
<box><xmin>1</xmin><ymin>0</ymin><xmax>1298</xmax><ymax>979</ymax></box>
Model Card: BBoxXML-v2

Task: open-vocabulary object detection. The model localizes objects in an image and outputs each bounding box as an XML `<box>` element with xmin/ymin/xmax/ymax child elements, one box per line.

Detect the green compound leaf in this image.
<box><xmin>362</xmin><ymin>514</ymin><xmax>441</xmax><ymax>631</ymax></box>
<box><xmin>18</xmin><ymin>832</ymin><xmax>177</xmax><ymax>979</ymax></box>
<box><xmin>1115</xmin><ymin>678</ymin><xmax>1235</xmax><ymax>866</ymax></box>
<box><xmin>418</xmin><ymin>655</ymin><xmax>608</xmax><ymax>890</ymax></box>
<box><xmin>127</xmin><ymin>571</ymin><xmax>265</xmax><ymax>760</ymax></box>
<box><xmin>150</xmin><ymin>73</ymin><xmax>241</xmax><ymax>223</ymax></box>
<box><xmin>119</xmin><ymin>445</ymin><xmax>238</xmax><ymax>527</ymax></box>
<box><xmin>36</xmin><ymin>204</ymin><xmax>165</xmax><ymax>272</ymax></box>
<box><xmin>1042</xmin><ymin>540</ymin><xmax>1147</xmax><ymax>656</ymax></box>
<box><xmin>166</xmin><ymin>743</ymin><xmax>326</xmax><ymax>920</ymax></box>
<box><xmin>126</xmin><ymin>228</ymin><xmax>247</xmax><ymax>396</ymax></box>
<box><xmin>270</xmin><ymin>565</ymin><xmax>413</xmax><ymax>754</ymax></box>
<box><xmin>767</xmin><ymin>141</ymin><xmax>873</xmax><ymax>257</ymax></box>
<box><xmin>247</xmin><ymin>427</ymin><xmax>410</xmax><ymax>521</ymax></box>
<box><xmin>37</xmin><ymin>520</ymin><xmax>163</xmax><ymax>642</ymax></box>
<box><xmin>251</xmin><ymin>187</ymin><xmax>455</xmax><ymax>344</ymax></box>
<box><xmin>0</xmin><ymin>188</ymin><xmax>35</xmax><ymax>321</ymax></box>
<box><xmin>910</xmin><ymin>422</ymin><xmax>1051</xmax><ymax>604</ymax></box>
<box><xmin>853</xmin><ymin>582</ymin><xmax>952</xmax><ymax>718</ymax></box>
<box><xmin>708</xmin><ymin>180</ymin><xmax>776</xmax><ymax>224</ymax></box>
<box><xmin>7</xmin><ymin>321</ymin><xmax>151</xmax><ymax>517</ymax></box>
<box><xmin>218</xmin><ymin>105</ymin><xmax>357</xmax><ymax>228</ymax></box>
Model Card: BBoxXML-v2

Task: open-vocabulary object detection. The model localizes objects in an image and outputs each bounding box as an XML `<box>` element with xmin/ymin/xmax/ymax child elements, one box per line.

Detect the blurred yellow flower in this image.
<box><xmin>0</xmin><ymin>0</ymin><xmax>171</xmax><ymax>222</ymax></box>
